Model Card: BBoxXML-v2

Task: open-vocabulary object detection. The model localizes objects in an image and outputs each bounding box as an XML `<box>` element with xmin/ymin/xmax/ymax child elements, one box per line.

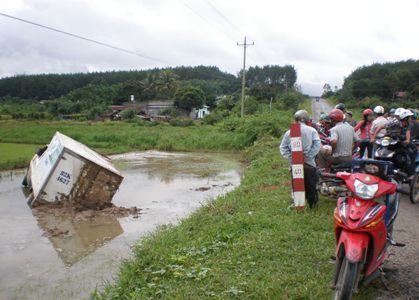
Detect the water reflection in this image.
<box><xmin>0</xmin><ymin>169</ymin><xmax>26</xmax><ymax>182</ymax></box>
<box><xmin>33</xmin><ymin>212</ymin><xmax>123</xmax><ymax>266</ymax></box>
<box><xmin>0</xmin><ymin>168</ymin><xmax>125</xmax><ymax>267</ymax></box>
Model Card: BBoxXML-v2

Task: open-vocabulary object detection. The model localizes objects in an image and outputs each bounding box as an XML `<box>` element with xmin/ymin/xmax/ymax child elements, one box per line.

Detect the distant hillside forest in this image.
<box><xmin>328</xmin><ymin>60</ymin><xmax>419</xmax><ymax>108</ymax></box>
<box><xmin>0</xmin><ymin>65</ymin><xmax>299</xmax><ymax>120</ymax></box>
<box><xmin>0</xmin><ymin>66</ymin><xmax>238</xmax><ymax>100</ymax></box>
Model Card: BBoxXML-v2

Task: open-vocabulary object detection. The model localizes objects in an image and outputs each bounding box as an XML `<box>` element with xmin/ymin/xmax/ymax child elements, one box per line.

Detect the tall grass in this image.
<box><xmin>92</xmin><ymin>136</ymin><xmax>338</xmax><ymax>299</ymax></box>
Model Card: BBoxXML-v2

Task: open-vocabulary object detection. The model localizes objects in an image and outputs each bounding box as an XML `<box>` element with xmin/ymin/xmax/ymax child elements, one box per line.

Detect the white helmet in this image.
<box><xmin>394</xmin><ymin>107</ymin><xmax>404</xmax><ymax>117</ymax></box>
<box><xmin>399</xmin><ymin>109</ymin><xmax>413</xmax><ymax>120</ymax></box>
<box><xmin>373</xmin><ymin>105</ymin><xmax>384</xmax><ymax>114</ymax></box>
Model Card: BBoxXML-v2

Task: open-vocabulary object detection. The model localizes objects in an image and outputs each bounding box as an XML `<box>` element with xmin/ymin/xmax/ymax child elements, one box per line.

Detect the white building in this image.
<box><xmin>190</xmin><ymin>105</ymin><xmax>210</xmax><ymax>119</ymax></box>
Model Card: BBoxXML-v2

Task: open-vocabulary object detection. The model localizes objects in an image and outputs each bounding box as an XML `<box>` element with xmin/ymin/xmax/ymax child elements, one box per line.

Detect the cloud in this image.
<box><xmin>0</xmin><ymin>0</ymin><xmax>418</xmax><ymax>95</ymax></box>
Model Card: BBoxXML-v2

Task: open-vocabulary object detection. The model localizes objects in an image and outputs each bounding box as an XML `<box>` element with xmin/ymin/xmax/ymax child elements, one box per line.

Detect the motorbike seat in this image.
<box><xmin>331</xmin><ymin>161</ymin><xmax>352</xmax><ymax>170</ymax></box>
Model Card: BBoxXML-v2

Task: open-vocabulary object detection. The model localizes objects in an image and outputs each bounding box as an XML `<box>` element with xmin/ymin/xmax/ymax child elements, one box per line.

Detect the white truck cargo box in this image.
<box><xmin>26</xmin><ymin>132</ymin><xmax>123</xmax><ymax>208</ymax></box>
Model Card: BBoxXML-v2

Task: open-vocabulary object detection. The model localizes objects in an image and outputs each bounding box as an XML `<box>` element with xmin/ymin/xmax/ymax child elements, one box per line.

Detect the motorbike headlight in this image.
<box><xmin>381</xmin><ymin>139</ymin><xmax>390</xmax><ymax>147</ymax></box>
<box><xmin>354</xmin><ymin>179</ymin><xmax>378</xmax><ymax>199</ymax></box>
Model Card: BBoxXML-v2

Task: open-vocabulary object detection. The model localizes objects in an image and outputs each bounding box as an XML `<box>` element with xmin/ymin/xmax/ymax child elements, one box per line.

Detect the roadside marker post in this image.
<box><xmin>290</xmin><ymin>123</ymin><xmax>306</xmax><ymax>209</ymax></box>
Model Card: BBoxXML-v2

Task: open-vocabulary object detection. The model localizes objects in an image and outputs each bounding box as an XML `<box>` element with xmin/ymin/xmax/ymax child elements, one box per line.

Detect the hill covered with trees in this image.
<box><xmin>0</xmin><ymin>66</ymin><xmax>238</xmax><ymax>100</ymax></box>
<box><xmin>0</xmin><ymin>64</ymin><xmax>300</xmax><ymax>120</ymax></box>
<box><xmin>330</xmin><ymin>60</ymin><xmax>419</xmax><ymax>108</ymax></box>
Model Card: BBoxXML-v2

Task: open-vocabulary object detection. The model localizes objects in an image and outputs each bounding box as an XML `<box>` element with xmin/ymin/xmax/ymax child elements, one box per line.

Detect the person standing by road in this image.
<box><xmin>408</xmin><ymin>110</ymin><xmax>419</xmax><ymax>141</ymax></box>
<box><xmin>335</xmin><ymin>103</ymin><xmax>346</xmax><ymax>113</ymax></box>
<box><xmin>280</xmin><ymin>110</ymin><xmax>321</xmax><ymax>208</ymax></box>
<box><xmin>354</xmin><ymin>109</ymin><xmax>374</xmax><ymax>158</ymax></box>
<box><xmin>370</xmin><ymin>106</ymin><xmax>388</xmax><ymax>158</ymax></box>
<box><xmin>370</xmin><ymin>106</ymin><xmax>388</xmax><ymax>141</ymax></box>
<box><xmin>315</xmin><ymin>113</ymin><xmax>331</xmax><ymax>140</ymax></box>
<box><xmin>317</xmin><ymin>109</ymin><xmax>359</xmax><ymax>169</ymax></box>
<box><xmin>346</xmin><ymin>111</ymin><xmax>357</xmax><ymax>127</ymax></box>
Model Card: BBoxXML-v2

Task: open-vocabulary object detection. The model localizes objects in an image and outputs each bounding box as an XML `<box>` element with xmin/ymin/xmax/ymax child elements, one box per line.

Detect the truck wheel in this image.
<box><xmin>334</xmin><ymin>257</ymin><xmax>360</xmax><ymax>300</ymax></box>
<box><xmin>410</xmin><ymin>173</ymin><xmax>418</xmax><ymax>204</ymax></box>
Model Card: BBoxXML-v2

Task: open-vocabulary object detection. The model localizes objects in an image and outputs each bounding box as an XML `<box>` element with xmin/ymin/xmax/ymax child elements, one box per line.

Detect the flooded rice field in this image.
<box><xmin>0</xmin><ymin>151</ymin><xmax>244</xmax><ymax>300</ymax></box>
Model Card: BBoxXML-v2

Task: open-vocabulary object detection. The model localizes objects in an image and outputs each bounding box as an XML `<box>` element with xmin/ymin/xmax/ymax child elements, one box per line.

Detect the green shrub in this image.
<box><xmin>121</xmin><ymin>109</ymin><xmax>137</xmax><ymax>120</ymax></box>
<box><xmin>218</xmin><ymin>111</ymin><xmax>290</xmax><ymax>147</ymax></box>
<box><xmin>274</xmin><ymin>91</ymin><xmax>305</xmax><ymax>111</ymax></box>
<box><xmin>202</xmin><ymin>111</ymin><xmax>225</xmax><ymax>125</ymax></box>
<box><xmin>219</xmin><ymin>115</ymin><xmax>241</xmax><ymax>131</ymax></box>
<box><xmin>160</xmin><ymin>107</ymin><xmax>181</xmax><ymax>118</ymax></box>
<box><xmin>169</xmin><ymin>118</ymin><xmax>194</xmax><ymax>127</ymax></box>
<box><xmin>86</xmin><ymin>106</ymin><xmax>105</xmax><ymax>120</ymax></box>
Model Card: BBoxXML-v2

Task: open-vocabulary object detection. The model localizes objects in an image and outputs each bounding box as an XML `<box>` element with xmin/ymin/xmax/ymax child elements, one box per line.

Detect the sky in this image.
<box><xmin>0</xmin><ymin>0</ymin><xmax>418</xmax><ymax>95</ymax></box>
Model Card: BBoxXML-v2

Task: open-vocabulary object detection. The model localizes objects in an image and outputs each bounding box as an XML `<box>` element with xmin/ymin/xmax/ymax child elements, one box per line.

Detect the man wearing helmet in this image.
<box><xmin>335</xmin><ymin>102</ymin><xmax>357</xmax><ymax>126</ymax></box>
<box><xmin>335</xmin><ymin>103</ymin><xmax>346</xmax><ymax>112</ymax></box>
<box><xmin>372</xmin><ymin>107</ymin><xmax>403</xmax><ymax>141</ymax></box>
<box><xmin>408</xmin><ymin>109</ymin><xmax>419</xmax><ymax>141</ymax></box>
<box><xmin>280</xmin><ymin>110</ymin><xmax>321</xmax><ymax>208</ymax></box>
<box><xmin>317</xmin><ymin>108</ymin><xmax>359</xmax><ymax>169</ymax></box>
<box><xmin>346</xmin><ymin>111</ymin><xmax>357</xmax><ymax>127</ymax></box>
<box><xmin>316</xmin><ymin>113</ymin><xmax>331</xmax><ymax>140</ymax></box>
<box><xmin>373</xmin><ymin>108</ymin><xmax>416</xmax><ymax>176</ymax></box>
<box><xmin>370</xmin><ymin>106</ymin><xmax>387</xmax><ymax>141</ymax></box>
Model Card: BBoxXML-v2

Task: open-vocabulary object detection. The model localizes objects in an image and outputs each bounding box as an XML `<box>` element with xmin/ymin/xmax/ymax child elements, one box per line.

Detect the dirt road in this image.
<box><xmin>311</xmin><ymin>98</ymin><xmax>333</xmax><ymax>122</ymax></box>
<box><xmin>378</xmin><ymin>196</ymin><xmax>419</xmax><ymax>299</ymax></box>
<box><xmin>311</xmin><ymin>98</ymin><xmax>419</xmax><ymax>299</ymax></box>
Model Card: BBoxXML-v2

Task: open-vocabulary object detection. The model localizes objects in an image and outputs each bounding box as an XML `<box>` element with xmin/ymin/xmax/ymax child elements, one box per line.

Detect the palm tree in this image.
<box><xmin>156</xmin><ymin>70</ymin><xmax>179</xmax><ymax>98</ymax></box>
<box><xmin>142</xmin><ymin>73</ymin><xmax>158</xmax><ymax>92</ymax></box>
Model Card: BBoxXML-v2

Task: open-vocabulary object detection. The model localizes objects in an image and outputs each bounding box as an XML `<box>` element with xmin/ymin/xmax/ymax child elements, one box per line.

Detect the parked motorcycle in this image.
<box><xmin>322</xmin><ymin>159</ymin><xmax>403</xmax><ymax>300</ymax></box>
<box><xmin>375</xmin><ymin>137</ymin><xmax>418</xmax><ymax>204</ymax></box>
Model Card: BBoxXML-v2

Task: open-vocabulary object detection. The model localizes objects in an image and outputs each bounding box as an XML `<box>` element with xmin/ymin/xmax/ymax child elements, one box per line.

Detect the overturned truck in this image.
<box><xmin>23</xmin><ymin>132</ymin><xmax>123</xmax><ymax>208</ymax></box>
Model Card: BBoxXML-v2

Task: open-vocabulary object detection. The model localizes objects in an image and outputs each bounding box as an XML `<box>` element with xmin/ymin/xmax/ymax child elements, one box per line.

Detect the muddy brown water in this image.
<box><xmin>0</xmin><ymin>151</ymin><xmax>244</xmax><ymax>300</ymax></box>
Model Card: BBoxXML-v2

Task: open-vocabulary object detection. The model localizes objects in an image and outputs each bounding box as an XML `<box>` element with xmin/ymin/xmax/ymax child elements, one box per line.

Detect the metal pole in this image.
<box><xmin>241</xmin><ymin>37</ymin><xmax>247</xmax><ymax>117</ymax></box>
<box><xmin>237</xmin><ymin>36</ymin><xmax>254</xmax><ymax>118</ymax></box>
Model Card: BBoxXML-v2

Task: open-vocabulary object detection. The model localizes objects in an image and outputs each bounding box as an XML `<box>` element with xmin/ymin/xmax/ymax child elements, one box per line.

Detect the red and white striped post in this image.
<box><xmin>290</xmin><ymin>123</ymin><xmax>306</xmax><ymax>209</ymax></box>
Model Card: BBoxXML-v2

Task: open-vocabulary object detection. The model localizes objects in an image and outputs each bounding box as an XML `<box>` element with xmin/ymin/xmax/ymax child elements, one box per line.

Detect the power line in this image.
<box><xmin>202</xmin><ymin>0</ymin><xmax>242</xmax><ymax>35</ymax></box>
<box><xmin>179</xmin><ymin>0</ymin><xmax>237</xmax><ymax>43</ymax></box>
<box><xmin>0</xmin><ymin>12</ymin><xmax>171</xmax><ymax>65</ymax></box>
<box><xmin>179</xmin><ymin>0</ymin><xmax>263</xmax><ymax>69</ymax></box>
<box><xmin>200</xmin><ymin>1</ymin><xmax>270</xmax><ymax>66</ymax></box>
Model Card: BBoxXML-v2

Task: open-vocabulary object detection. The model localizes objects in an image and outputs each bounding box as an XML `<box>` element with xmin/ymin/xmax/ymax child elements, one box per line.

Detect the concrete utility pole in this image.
<box><xmin>237</xmin><ymin>36</ymin><xmax>254</xmax><ymax>117</ymax></box>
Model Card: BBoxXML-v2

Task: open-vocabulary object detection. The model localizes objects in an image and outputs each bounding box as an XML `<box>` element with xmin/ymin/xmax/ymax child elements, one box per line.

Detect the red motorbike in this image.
<box><xmin>324</xmin><ymin>160</ymin><xmax>403</xmax><ymax>300</ymax></box>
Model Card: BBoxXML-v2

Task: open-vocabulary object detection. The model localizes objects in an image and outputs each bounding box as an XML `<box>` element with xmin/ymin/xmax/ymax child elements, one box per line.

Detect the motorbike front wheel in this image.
<box><xmin>410</xmin><ymin>173</ymin><xmax>419</xmax><ymax>204</ymax></box>
<box><xmin>334</xmin><ymin>257</ymin><xmax>360</xmax><ymax>300</ymax></box>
